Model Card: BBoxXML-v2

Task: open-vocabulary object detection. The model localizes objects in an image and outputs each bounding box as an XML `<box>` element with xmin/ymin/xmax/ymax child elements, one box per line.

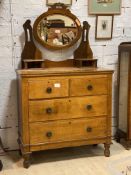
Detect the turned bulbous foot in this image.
<box><xmin>104</xmin><ymin>143</ymin><xmax>110</xmax><ymax>157</ymax></box>
<box><xmin>23</xmin><ymin>153</ymin><xmax>31</xmax><ymax>168</ymax></box>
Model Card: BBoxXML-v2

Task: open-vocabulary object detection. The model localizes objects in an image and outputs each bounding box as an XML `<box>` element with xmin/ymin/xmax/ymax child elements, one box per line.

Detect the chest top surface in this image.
<box><xmin>17</xmin><ymin>67</ymin><xmax>113</xmax><ymax>77</ymax></box>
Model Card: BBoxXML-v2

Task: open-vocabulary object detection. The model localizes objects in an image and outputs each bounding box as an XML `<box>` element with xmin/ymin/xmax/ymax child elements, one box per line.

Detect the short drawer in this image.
<box><xmin>29</xmin><ymin>95</ymin><xmax>108</xmax><ymax>122</ymax></box>
<box><xmin>70</xmin><ymin>76</ymin><xmax>108</xmax><ymax>96</ymax></box>
<box><xmin>29</xmin><ymin>117</ymin><xmax>107</xmax><ymax>145</ymax></box>
<box><xmin>28</xmin><ymin>79</ymin><xmax>69</xmax><ymax>99</ymax></box>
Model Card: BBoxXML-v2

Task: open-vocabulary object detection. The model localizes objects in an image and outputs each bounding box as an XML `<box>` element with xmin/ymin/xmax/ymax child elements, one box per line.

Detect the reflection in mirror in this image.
<box><xmin>37</xmin><ymin>15</ymin><xmax>78</xmax><ymax>47</ymax></box>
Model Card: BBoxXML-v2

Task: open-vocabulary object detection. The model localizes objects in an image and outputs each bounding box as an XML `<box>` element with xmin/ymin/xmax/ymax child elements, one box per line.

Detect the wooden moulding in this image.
<box><xmin>30</xmin><ymin>137</ymin><xmax>111</xmax><ymax>152</ymax></box>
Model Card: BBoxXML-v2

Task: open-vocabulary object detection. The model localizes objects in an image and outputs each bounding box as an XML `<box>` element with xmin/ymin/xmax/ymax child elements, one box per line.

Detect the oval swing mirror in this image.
<box><xmin>33</xmin><ymin>3</ymin><xmax>82</xmax><ymax>50</ymax></box>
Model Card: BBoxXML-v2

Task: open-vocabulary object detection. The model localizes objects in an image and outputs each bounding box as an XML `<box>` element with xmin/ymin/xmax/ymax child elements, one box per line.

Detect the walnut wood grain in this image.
<box><xmin>21</xmin><ymin>20</ymin><xmax>42</xmax><ymax>69</ymax></box>
<box><xmin>74</xmin><ymin>21</ymin><xmax>93</xmax><ymax>59</ymax></box>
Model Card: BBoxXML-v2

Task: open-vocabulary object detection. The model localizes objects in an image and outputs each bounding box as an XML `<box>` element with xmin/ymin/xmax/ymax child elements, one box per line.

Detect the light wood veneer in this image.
<box><xmin>17</xmin><ymin>67</ymin><xmax>113</xmax><ymax>168</ymax></box>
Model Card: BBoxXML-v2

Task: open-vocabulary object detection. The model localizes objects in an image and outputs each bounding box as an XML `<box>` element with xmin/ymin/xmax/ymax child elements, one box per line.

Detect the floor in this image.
<box><xmin>0</xmin><ymin>141</ymin><xmax>131</xmax><ymax>175</ymax></box>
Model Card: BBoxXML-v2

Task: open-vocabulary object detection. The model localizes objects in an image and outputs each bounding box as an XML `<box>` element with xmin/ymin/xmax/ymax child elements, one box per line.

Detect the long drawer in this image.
<box><xmin>29</xmin><ymin>117</ymin><xmax>107</xmax><ymax>145</ymax></box>
<box><xmin>70</xmin><ymin>77</ymin><xmax>108</xmax><ymax>96</ymax></box>
<box><xmin>28</xmin><ymin>78</ymin><xmax>69</xmax><ymax>99</ymax></box>
<box><xmin>29</xmin><ymin>95</ymin><xmax>108</xmax><ymax>122</ymax></box>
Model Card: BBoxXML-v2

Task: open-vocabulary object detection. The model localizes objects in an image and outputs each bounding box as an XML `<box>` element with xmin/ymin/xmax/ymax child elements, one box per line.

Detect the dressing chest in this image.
<box><xmin>17</xmin><ymin>67</ymin><xmax>113</xmax><ymax>168</ymax></box>
<box><xmin>18</xmin><ymin>3</ymin><xmax>113</xmax><ymax>168</ymax></box>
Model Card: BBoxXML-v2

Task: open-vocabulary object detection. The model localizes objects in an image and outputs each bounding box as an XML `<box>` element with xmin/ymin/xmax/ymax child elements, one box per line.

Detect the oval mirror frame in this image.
<box><xmin>33</xmin><ymin>4</ymin><xmax>82</xmax><ymax>50</ymax></box>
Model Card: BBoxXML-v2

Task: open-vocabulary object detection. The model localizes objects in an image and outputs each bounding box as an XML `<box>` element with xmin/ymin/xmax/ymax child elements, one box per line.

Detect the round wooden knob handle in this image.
<box><xmin>86</xmin><ymin>127</ymin><xmax>92</xmax><ymax>132</ymax></box>
<box><xmin>87</xmin><ymin>85</ymin><xmax>93</xmax><ymax>91</ymax></box>
<box><xmin>46</xmin><ymin>131</ymin><xmax>52</xmax><ymax>138</ymax></box>
<box><xmin>86</xmin><ymin>105</ymin><xmax>92</xmax><ymax>110</ymax></box>
<box><xmin>46</xmin><ymin>87</ymin><xmax>52</xmax><ymax>94</ymax></box>
<box><xmin>46</xmin><ymin>108</ymin><xmax>53</xmax><ymax>114</ymax></box>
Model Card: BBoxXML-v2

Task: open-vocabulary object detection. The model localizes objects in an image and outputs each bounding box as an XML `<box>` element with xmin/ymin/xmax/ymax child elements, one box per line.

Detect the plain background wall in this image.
<box><xmin>0</xmin><ymin>0</ymin><xmax>131</xmax><ymax>150</ymax></box>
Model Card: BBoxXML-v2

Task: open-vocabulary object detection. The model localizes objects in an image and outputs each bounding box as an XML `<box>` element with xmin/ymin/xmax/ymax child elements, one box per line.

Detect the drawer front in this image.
<box><xmin>29</xmin><ymin>95</ymin><xmax>107</xmax><ymax>122</ymax></box>
<box><xmin>28</xmin><ymin>79</ymin><xmax>69</xmax><ymax>99</ymax></box>
<box><xmin>70</xmin><ymin>77</ymin><xmax>108</xmax><ymax>96</ymax></box>
<box><xmin>29</xmin><ymin>117</ymin><xmax>107</xmax><ymax>145</ymax></box>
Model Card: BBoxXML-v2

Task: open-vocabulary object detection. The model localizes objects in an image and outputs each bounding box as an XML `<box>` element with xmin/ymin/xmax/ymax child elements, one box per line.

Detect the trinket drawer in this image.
<box><xmin>17</xmin><ymin>67</ymin><xmax>113</xmax><ymax>168</ymax></box>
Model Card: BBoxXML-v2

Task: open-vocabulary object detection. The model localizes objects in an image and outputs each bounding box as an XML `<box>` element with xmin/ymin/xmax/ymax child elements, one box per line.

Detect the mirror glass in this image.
<box><xmin>37</xmin><ymin>14</ymin><xmax>78</xmax><ymax>47</ymax></box>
